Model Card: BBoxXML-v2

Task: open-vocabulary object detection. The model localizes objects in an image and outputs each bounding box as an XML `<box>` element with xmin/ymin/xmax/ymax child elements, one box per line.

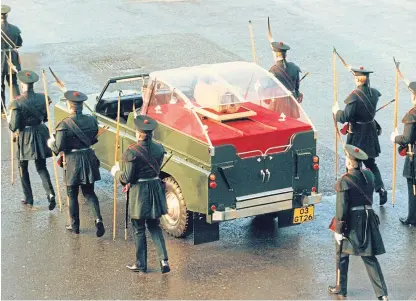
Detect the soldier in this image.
<box><xmin>391</xmin><ymin>81</ymin><xmax>416</xmax><ymax>226</ymax></box>
<box><xmin>1</xmin><ymin>4</ymin><xmax>22</xmax><ymax>114</ymax></box>
<box><xmin>7</xmin><ymin>70</ymin><xmax>55</xmax><ymax>209</ymax></box>
<box><xmin>47</xmin><ymin>91</ymin><xmax>105</xmax><ymax>237</ymax></box>
<box><xmin>328</xmin><ymin>144</ymin><xmax>388</xmax><ymax>300</ymax></box>
<box><xmin>111</xmin><ymin>115</ymin><xmax>170</xmax><ymax>274</ymax></box>
<box><xmin>268</xmin><ymin>42</ymin><xmax>303</xmax><ymax>103</ymax></box>
<box><xmin>332</xmin><ymin>67</ymin><xmax>388</xmax><ymax>205</ymax></box>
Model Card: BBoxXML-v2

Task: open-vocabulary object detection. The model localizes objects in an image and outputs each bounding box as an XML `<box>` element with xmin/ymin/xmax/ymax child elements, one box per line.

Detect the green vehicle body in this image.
<box><xmin>54</xmin><ymin>62</ymin><xmax>322</xmax><ymax>244</ymax></box>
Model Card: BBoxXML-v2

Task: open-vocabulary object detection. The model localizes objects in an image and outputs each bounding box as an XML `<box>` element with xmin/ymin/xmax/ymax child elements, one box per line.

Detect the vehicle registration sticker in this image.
<box><xmin>293</xmin><ymin>205</ymin><xmax>314</xmax><ymax>224</ymax></box>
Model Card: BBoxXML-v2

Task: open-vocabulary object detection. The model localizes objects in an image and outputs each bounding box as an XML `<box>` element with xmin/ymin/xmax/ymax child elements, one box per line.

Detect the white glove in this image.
<box><xmin>111</xmin><ymin>162</ymin><xmax>120</xmax><ymax>177</ymax></box>
<box><xmin>47</xmin><ymin>137</ymin><xmax>56</xmax><ymax>148</ymax></box>
<box><xmin>390</xmin><ymin>129</ymin><xmax>399</xmax><ymax>143</ymax></box>
<box><xmin>334</xmin><ymin>232</ymin><xmax>344</xmax><ymax>245</ymax></box>
<box><xmin>332</xmin><ymin>102</ymin><xmax>340</xmax><ymax>115</ymax></box>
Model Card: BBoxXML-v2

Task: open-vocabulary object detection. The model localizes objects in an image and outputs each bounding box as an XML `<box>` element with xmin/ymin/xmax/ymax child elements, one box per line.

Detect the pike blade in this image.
<box><xmin>267</xmin><ymin>17</ymin><xmax>274</xmax><ymax>43</ymax></box>
<box><xmin>48</xmin><ymin>67</ymin><xmax>67</xmax><ymax>92</ymax></box>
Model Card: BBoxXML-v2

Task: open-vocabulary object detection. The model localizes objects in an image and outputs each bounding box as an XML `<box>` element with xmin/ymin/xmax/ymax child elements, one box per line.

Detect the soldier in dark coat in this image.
<box><xmin>268</xmin><ymin>41</ymin><xmax>303</xmax><ymax>119</ymax></box>
<box><xmin>111</xmin><ymin>115</ymin><xmax>170</xmax><ymax>274</ymax></box>
<box><xmin>1</xmin><ymin>5</ymin><xmax>22</xmax><ymax>113</ymax></box>
<box><xmin>328</xmin><ymin>144</ymin><xmax>388</xmax><ymax>300</ymax></box>
<box><xmin>269</xmin><ymin>42</ymin><xmax>302</xmax><ymax>102</ymax></box>
<box><xmin>48</xmin><ymin>90</ymin><xmax>104</xmax><ymax>237</ymax></box>
<box><xmin>391</xmin><ymin>81</ymin><xmax>416</xmax><ymax>226</ymax></box>
<box><xmin>7</xmin><ymin>70</ymin><xmax>55</xmax><ymax>209</ymax></box>
<box><xmin>332</xmin><ymin>67</ymin><xmax>387</xmax><ymax>205</ymax></box>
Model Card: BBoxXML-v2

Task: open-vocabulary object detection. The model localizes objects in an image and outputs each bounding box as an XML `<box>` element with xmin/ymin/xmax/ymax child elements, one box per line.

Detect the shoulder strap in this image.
<box><xmin>130</xmin><ymin>143</ymin><xmax>161</xmax><ymax>175</ymax></box>
<box><xmin>19</xmin><ymin>95</ymin><xmax>44</xmax><ymax>122</ymax></box>
<box><xmin>343</xmin><ymin>174</ymin><xmax>373</xmax><ymax>205</ymax></box>
<box><xmin>353</xmin><ymin>90</ymin><xmax>375</xmax><ymax>118</ymax></box>
<box><xmin>63</xmin><ymin>118</ymin><xmax>92</xmax><ymax>147</ymax></box>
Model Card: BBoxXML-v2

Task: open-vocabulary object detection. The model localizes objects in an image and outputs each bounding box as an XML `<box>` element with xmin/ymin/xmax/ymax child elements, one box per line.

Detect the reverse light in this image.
<box><xmin>313</xmin><ymin>164</ymin><xmax>319</xmax><ymax>170</ymax></box>
<box><xmin>209</xmin><ymin>181</ymin><xmax>217</xmax><ymax>189</ymax></box>
<box><xmin>312</xmin><ymin>156</ymin><xmax>319</xmax><ymax>163</ymax></box>
<box><xmin>211</xmin><ymin>205</ymin><xmax>217</xmax><ymax>211</ymax></box>
<box><xmin>209</xmin><ymin>173</ymin><xmax>216</xmax><ymax>181</ymax></box>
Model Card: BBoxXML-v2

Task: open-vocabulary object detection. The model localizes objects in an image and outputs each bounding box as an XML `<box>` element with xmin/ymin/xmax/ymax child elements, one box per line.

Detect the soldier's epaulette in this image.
<box><xmin>344</xmin><ymin>91</ymin><xmax>357</xmax><ymax>104</ymax></box>
<box><xmin>402</xmin><ymin>107</ymin><xmax>416</xmax><ymax>124</ymax></box>
<box><xmin>334</xmin><ymin>173</ymin><xmax>351</xmax><ymax>192</ymax></box>
<box><xmin>55</xmin><ymin>117</ymin><xmax>71</xmax><ymax>131</ymax></box>
<box><xmin>123</xmin><ymin>147</ymin><xmax>138</xmax><ymax>162</ymax></box>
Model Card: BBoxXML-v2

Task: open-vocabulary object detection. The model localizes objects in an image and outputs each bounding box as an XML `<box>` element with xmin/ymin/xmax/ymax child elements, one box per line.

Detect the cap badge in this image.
<box><xmin>354</xmin><ymin>148</ymin><xmax>359</xmax><ymax>152</ymax></box>
<box><xmin>279</xmin><ymin>42</ymin><xmax>283</xmax><ymax>45</ymax></box>
<box><xmin>144</xmin><ymin>119</ymin><xmax>149</xmax><ymax>124</ymax></box>
<box><xmin>73</xmin><ymin>92</ymin><xmax>79</xmax><ymax>97</ymax></box>
<box><xmin>25</xmin><ymin>72</ymin><xmax>31</xmax><ymax>76</ymax></box>
<box><xmin>360</xmin><ymin>66</ymin><xmax>364</xmax><ymax>70</ymax></box>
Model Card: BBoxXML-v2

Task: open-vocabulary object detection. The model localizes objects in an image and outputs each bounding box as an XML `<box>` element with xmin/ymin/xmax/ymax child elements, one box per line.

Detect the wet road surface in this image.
<box><xmin>2</xmin><ymin>0</ymin><xmax>416</xmax><ymax>299</ymax></box>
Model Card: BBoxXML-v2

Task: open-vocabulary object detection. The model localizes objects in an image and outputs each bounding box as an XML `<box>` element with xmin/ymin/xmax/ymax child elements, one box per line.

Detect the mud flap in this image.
<box><xmin>193</xmin><ymin>213</ymin><xmax>219</xmax><ymax>245</ymax></box>
<box><xmin>277</xmin><ymin>209</ymin><xmax>297</xmax><ymax>228</ymax></box>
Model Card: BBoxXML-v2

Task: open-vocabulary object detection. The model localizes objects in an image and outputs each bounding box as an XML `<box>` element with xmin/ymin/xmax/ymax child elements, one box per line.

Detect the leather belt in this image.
<box><xmin>356</xmin><ymin>120</ymin><xmax>374</xmax><ymax>124</ymax></box>
<box><xmin>137</xmin><ymin>176</ymin><xmax>159</xmax><ymax>183</ymax></box>
<box><xmin>350</xmin><ymin>205</ymin><xmax>372</xmax><ymax>211</ymax></box>
<box><xmin>24</xmin><ymin>124</ymin><xmax>41</xmax><ymax>129</ymax></box>
<box><xmin>68</xmin><ymin>147</ymin><xmax>91</xmax><ymax>153</ymax></box>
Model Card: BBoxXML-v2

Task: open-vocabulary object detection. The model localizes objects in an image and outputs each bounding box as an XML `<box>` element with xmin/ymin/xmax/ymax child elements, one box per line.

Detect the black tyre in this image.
<box><xmin>160</xmin><ymin>176</ymin><xmax>193</xmax><ymax>238</ymax></box>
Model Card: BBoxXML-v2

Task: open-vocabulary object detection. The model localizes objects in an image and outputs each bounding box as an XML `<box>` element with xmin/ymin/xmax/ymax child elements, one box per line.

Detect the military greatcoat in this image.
<box><xmin>334</xmin><ymin>168</ymin><xmax>385</xmax><ymax>256</ymax></box>
<box><xmin>8</xmin><ymin>91</ymin><xmax>52</xmax><ymax>160</ymax></box>
<box><xmin>50</xmin><ymin>114</ymin><xmax>101</xmax><ymax>186</ymax></box>
<box><xmin>1</xmin><ymin>21</ymin><xmax>22</xmax><ymax>72</ymax></box>
<box><xmin>336</xmin><ymin>85</ymin><xmax>382</xmax><ymax>158</ymax></box>
<box><xmin>395</xmin><ymin>106</ymin><xmax>416</xmax><ymax>178</ymax></box>
<box><xmin>269</xmin><ymin>60</ymin><xmax>301</xmax><ymax>98</ymax></box>
<box><xmin>116</xmin><ymin>138</ymin><xmax>167</xmax><ymax>220</ymax></box>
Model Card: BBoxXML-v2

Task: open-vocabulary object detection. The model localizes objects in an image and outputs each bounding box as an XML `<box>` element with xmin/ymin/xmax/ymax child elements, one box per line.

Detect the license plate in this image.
<box><xmin>293</xmin><ymin>205</ymin><xmax>314</xmax><ymax>224</ymax></box>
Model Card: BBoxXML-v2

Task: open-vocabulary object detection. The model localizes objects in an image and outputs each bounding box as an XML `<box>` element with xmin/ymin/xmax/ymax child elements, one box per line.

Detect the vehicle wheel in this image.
<box><xmin>160</xmin><ymin>177</ymin><xmax>193</xmax><ymax>238</ymax></box>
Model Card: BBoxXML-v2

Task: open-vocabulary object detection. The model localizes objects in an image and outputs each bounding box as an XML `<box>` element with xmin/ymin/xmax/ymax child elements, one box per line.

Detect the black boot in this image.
<box><xmin>379</xmin><ymin>188</ymin><xmax>387</xmax><ymax>206</ymax></box>
<box><xmin>160</xmin><ymin>260</ymin><xmax>170</xmax><ymax>274</ymax></box>
<box><xmin>48</xmin><ymin>194</ymin><xmax>56</xmax><ymax>211</ymax></box>
<box><xmin>66</xmin><ymin>225</ymin><xmax>80</xmax><ymax>234</ymax></box>
<box><xmin>95</xmin><ymin>219</ymin><xmax>105</xmax><ymax>237</ymax></box>
<box><xmin>126</xmin><ymin>264</ymin><xmax>146</xmax><ymax>273</ymax></box>
<box><xmin>399</xmin><ymin>217</ymin><xmax>416</xmax><ymax>226</ymax></box>
<box><xmin>328</xmin><ymin>286</ymin><xmax>346</xmax><ymax>298</ymax></box>
<box><xmin>378</xmin><ymin>296</ymin><xmax>389</xmax><ymax>300</ymax></box>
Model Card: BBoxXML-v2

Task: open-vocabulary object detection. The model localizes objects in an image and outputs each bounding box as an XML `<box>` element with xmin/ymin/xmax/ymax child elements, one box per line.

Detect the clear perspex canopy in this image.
<box><xmin>141</xmin><ymin>61</ymin><xmax>314</xmax><ymax>154</ymax></box>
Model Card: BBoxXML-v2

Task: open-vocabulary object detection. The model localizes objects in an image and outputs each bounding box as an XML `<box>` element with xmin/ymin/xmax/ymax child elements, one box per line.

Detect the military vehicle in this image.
<box><xmin>54</xmin><ymin>61</ymin><xmax>322</xmax><ymax>244</ymax></box>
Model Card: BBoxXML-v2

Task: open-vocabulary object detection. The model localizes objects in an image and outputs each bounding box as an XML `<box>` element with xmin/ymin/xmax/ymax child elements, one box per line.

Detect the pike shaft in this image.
<box><xmin>42</xmin><ymin>70</ymin><xmax>63</xmax><ymax>211</ymax></box>
<box><xmin>113</xmin><ymin>93</ymin><xmax>122</xmax><ymax>241</ymax></box>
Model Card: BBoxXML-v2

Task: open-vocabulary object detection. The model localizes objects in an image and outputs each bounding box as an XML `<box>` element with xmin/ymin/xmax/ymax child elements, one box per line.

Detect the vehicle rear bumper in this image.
<box><xmin>211</xmin><ymin>190</ymin><xmax>322</xmax><ymax>222</ymax></box>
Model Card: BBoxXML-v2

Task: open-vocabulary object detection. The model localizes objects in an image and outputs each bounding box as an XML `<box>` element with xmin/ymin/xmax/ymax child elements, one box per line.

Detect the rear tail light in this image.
<box><xmin>312</xmin><ymin>156</ymin><xmax>319</xmax><ymax>163</ymax></box>
<box><xmin>209</xmin><ymin>181</ymin><xmax>217</xmax><ymax>189</ymax></box>
<box><xmin>311</xmin><ymin>187</ymin><xmax>317</xmax><ymax>193</ymax></box>
<box><xmin>211</xmin><ymin>205</ymin><xmax>217</xmax><ymax>211</ymax></box>
<box><xmin>313</xmin><ymin>164</ymin><xmax>319</xmax><ymax>170</ymax></box>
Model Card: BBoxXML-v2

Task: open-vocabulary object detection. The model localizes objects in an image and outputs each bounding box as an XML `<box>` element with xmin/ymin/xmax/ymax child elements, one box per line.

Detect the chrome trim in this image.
<box><xmin>236</xmin><ymin>187</ymin><xmax>293</xmax><ymax>201</ymax></box>
<box><xmin>236</xmin><ymin>191</ymin><xmax>293</xmax><ymax>209</ymax></box>
<box><xmin>212</xmin><ymin>200</ymin><xmax>293</xmax><ymax>221</ymax></box>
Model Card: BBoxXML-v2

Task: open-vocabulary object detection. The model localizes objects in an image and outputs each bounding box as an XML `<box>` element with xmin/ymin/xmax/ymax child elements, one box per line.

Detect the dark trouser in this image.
<box><xmin>67</xmin><ymin>184</ymin><xmax>102</xmax><ymax>230</ymax></box>
<box><xmin>406</xmin><ymin>178</ymin><xmax>416</xmax><ymax>223</ymax></box>
<box><xmin>336</xmin><ymin>244</ymin><xmax>388</xmax><ymax>297</ymax></box>
<box><xmin>19</xmin><ymin>159</ymin><xmax>55</xmax><ymax>205</ymax></box>
<box><xmin>363</xmin><ymin>158</ymin><xmax>384</xmax><ymax>192</ymax></box>
<box><xmin>131</xmin><ymin>218</ymin><xmax>168</xmax><ymax>271</ymax></box>
<box><xmin>1</xmin><ymin>71</ymin><xmax>20</xmax><ymax>112</ymax></box>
